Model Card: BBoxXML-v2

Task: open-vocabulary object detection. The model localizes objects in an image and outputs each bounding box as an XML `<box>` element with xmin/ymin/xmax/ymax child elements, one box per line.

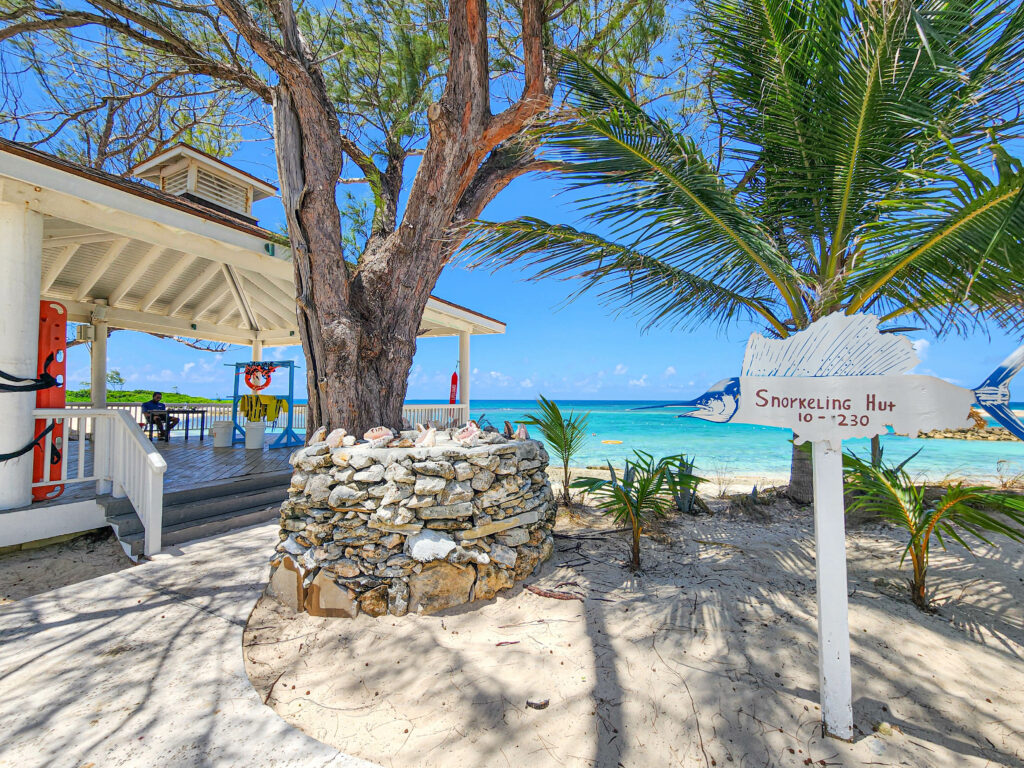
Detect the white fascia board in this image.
<box><xmin>0</xmin><ymin>158</ymin><xmax>292</xmax><ymax>280</ymax></box>
<box><xmin>424</xmin><ymin>297</ymin><xmax>505</xmax><ymax>335</ymax></box>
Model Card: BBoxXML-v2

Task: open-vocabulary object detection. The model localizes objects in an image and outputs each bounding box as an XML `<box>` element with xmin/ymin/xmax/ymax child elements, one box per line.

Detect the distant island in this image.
<box><xmin>66</xmin><ymin>389</ymin><xmax>228</xmax><ymax>404</ymax></box>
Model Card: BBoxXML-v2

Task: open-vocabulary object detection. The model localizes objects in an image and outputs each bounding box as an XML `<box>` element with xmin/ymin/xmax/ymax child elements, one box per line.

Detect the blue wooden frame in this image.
<box><xmin>229</xmin><ymin>360</ymin><xmax>303</xmax><ymax>448</ymax></box>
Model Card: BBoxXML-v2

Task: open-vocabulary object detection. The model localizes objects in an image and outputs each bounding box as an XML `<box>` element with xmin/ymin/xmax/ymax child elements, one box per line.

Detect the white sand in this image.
<box><xmin>245</xmin><ymin>500</ymin><xmax>1024</xmax><ymax>767</ymax></box>
<box><xmin>0</xmin><ymin>528</ymin><xmax>135</xmax><ymax>607</ymax></box>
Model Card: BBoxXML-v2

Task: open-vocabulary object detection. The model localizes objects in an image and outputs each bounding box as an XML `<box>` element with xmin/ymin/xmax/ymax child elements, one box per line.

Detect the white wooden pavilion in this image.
<box><xmin>0</xmin><ymin>139</ymin><xmax>504</xmax><ymax>554</ymax></box>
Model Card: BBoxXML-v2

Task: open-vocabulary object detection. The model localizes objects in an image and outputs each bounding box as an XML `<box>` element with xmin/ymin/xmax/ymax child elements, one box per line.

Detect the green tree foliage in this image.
<box><xmin>521</xmin><ymin>395</ymin><xmax>590</xmax><ymax>507</ymax></box>
<box><xmin>106</xmin><ymin>369</ymin><xmax>126</xmax><ymax>390</ymax></box>
<box><xmin>844</xmin><ymin>451</ymin><xmax>1024</xmax><ymax>610</ymax></box>
<box><xmin>66</xmin><ymin>388</ymin><xmax>224</xmax><ymax>404</ymax></box>
<box><xmin>294</xmin><ymin>0</ymin><xmax>683</xmax><ymax>254</ymax></box>
<box><xmin>1</xmin><ymin>0</ymin><xmax>685</xmax><ymax>433</ymax></box>
<box><xmin>467</xmin><ymin>1</ymin><xmax>1024</xmax><ymax>335</ymax></box>
<box><xmin>465</xmin><ymin>0</ymin><xmax>1024</xmax><ymax>498</ymax></box>
<box><xmin>0</xmin><ymin>19</ymin><xmax>251</xmax><ymax>174</ymax></box>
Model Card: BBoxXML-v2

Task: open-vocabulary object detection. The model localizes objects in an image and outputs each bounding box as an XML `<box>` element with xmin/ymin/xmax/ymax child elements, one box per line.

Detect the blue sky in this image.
<box><xmin>66</xmin><ymin>140</ymin><xmax>1024</xmax><ymax>403</ymax></box>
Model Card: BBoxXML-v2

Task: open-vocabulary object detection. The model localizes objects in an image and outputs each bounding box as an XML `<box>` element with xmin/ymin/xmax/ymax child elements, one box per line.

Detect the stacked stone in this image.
<box><xmin>270</xmin><ymin>431</ymin><xmax>556</xmax><ymax>617</ymax></box>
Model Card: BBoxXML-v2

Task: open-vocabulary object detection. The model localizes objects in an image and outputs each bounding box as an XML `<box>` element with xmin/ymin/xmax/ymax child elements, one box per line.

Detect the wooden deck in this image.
<box><xmin>23</xmin><ymin>434</ymin><xmax>294</xmax><ymax>511</ymax></box>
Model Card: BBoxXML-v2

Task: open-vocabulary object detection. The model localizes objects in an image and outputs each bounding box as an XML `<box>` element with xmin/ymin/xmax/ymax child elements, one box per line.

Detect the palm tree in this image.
<box><xmin>844</xmin><ymin>451</ymin><xmax>1024</xmax><ymax>610</ymax></box>
<box><xmin>572</xmin><ymin>451</ymin><xmax>699</xmax><ymax>570</ymax></box>
<box><xmin>522</xmin><ymin>395</ymin><xmax>590</xmax><ymax>507</ymax></box>
<box><xmin>465</xmin><ymin>0</ymin><xmax>1024</xmax><ymax>501</ymax></box>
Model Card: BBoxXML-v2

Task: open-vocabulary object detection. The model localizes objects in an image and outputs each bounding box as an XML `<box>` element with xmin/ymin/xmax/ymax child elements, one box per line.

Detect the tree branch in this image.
<box><xmin>482</xmin><ymin>0</ymin><xmax>550</xmax><ymax>149</ymax></box>
<box><xmin>1</xmin><ymin>3</ymin><xmax>273</xmax><ymax>102</ymax></box>
<box><xmin>454</xmin><ymin>144</ymin><xmax>563</xmax><ymax>227</ymax></box>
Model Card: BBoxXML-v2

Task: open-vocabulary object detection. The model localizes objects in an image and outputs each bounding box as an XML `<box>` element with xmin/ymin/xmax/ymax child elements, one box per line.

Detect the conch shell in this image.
<box><xmin>309</xmin><ymin>426</ymin><xmax>327</xmax><ymax>444</ymax></box>
<box><xmin>503</xmin><ymin>420</ymin><xmax>515</xmax><ymax>438</ymax></box>
<box><xmin>454</xmin><ymin>423</ymin><xmax>480</xmax><ymax>447</ymax></box>
<box><xmin>363</xmin><ymin>426</ymin><xmax>394</xmax><ymax>448</ymax></box>
<box><xmin>325</xmin><ymin>428</ymin><xmax>347</xmax><ymax>449</ymax></box>
<box><xmin>414</xmin><ymin>427</ymin><xmax>436</xmax><ymax>447</ymax></box>
<box><xmin>514</xmin><ymin>424</ymin><xmax>529</xmax><ymax>440</ymax></box>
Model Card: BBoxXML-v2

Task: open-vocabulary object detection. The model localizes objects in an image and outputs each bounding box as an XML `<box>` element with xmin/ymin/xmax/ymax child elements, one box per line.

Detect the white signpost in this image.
<box><xmin>649</xmin><ymin>312</ymin><xmax>1024</xmax><ymax>738</ymax></box>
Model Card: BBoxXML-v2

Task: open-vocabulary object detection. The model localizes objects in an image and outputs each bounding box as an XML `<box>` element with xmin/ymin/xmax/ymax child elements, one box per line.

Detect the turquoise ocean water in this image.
<box><xmin>421</xmin><ymin>399</ymin><xmax>1024</xmax><ymax>482</ymax></box>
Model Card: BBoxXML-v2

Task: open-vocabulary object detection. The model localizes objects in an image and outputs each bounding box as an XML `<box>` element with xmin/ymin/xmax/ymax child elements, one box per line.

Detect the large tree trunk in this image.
<box><xmin>268</xmin><ymin>0</ymin><xmax>547</xmax><ymax>439</ymax></box>
<box><xmin>787</xmin><ymin>442</ymin><xmax>814</xmax><ymax>504</ymax></box>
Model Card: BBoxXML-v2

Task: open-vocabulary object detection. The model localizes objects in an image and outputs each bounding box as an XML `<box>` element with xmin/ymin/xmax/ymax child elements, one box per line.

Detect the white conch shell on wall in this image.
<box><xmin>454</xmin><ymin>423</ymin><xmax>480</xmax><ymax>447</ymax></box>
<box><xmin>363</xmin><ymin>426</ymin><xmax>394</xmax><ymax>448</ymax></box>
<box><xmin>514</xmin><ymin>424</ymin><xmax>529</xmax><ymax>440</ymax></box>
<box><xmin>414</xmin><ymin>427</ymin><xmax>436</xmax><ymax>447</ymax></box>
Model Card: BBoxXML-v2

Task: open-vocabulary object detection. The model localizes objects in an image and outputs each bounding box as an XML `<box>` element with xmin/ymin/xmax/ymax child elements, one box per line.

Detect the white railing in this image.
<box><xmin>33</xmin><ymin>408</ymin><xmax>167</xmax><ymax>556</ymax></box>
<box><xmin>402</xmin><ymin>403</ymin><xmax>470</xmax><ymax>429</ymax></box>
<box><xmin>65</xmin><ymin>401</ymin><xmax>461</xmax><ymax>434</ymax></box>
<box><xmin>66</xmin><ymin>401</ymin><xmax>309</xmax><ymax>435</ymax></box>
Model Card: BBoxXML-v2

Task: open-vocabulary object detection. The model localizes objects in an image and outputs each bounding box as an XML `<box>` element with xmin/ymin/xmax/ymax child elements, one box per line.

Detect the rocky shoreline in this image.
<box><xmin>918</xmin><ymin>425</ymin><xmax>1015</xmax><ymax>441</ymax></box>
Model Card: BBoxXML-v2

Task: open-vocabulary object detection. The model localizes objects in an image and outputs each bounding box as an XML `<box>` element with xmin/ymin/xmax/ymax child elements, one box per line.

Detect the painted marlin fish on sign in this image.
<box><xmin>638</xmin><ymin>313</ymin><xmax>1024</xmax><ymax>449</ymax></box>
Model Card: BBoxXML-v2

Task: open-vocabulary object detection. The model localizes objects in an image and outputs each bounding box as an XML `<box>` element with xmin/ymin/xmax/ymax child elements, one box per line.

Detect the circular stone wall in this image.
<box><xmin>267</xmin><ymin>430</ymin><xmax>556</xmax><ymax>617</ymax></box>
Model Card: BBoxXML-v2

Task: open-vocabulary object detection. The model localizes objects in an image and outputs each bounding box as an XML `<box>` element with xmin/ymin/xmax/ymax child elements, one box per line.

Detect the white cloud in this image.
<box><xmin>628</xmin><ymin>374</ymin><xmax>648</xmax><ymax>388</ymax></box>
<box><xmin>912</xmin><ymin>339</ymin><xmax>930</xmax><ymax>360</ymax></box>
<box><xmin>183</xmin><ymin>362</ymin><xmax>195</xmax><ymax>375</ymax></box>
<box><xmin>663</xmin><ymin>365</ymin><xmax>676</xmax><ymax>377</ymax></box>
<box><xmin>519</xmin><ymin>378</ymin><xmax>534</xmax><ymax>388</ymax></box>
<box><xmin>487</xmin><ymin>370</ymin><xmax>513</xmax><ymax>387</ymax></box>
<box><xmin>613</xmin><ymin>363</ymin><xmax>628</xmax><ymax>375</ymax></box>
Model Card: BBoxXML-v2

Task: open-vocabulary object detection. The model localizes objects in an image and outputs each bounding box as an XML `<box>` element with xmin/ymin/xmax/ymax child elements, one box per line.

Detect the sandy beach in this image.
<box><xmin>0</xmin><ymin>529</ymin><xmax>135</xmax><ymax>608</ymax></box>
<box><xmin>244</xmin><ymin>497</ymin><xmax>1024</xmax><ymax>767</ymax></box>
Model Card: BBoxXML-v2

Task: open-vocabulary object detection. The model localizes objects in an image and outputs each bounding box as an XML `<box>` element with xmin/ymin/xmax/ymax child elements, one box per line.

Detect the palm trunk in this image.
<box><xmin>562</xmin><ymin>461</ymin><xmax>571</xmax><ymax>507</ymax></box>
<box><xmin>910</xmin><ymin>546</ymin><xmax>929</xmax><ymax>610</ymax></box>
<box><xmin>788</xmin><ymin>442</ymin><xmax>814</xmax><ymax>504</ymax></box>
<box><xmin>631</xmin><ymin>520</ymin><xmax>642</xmax><ymax>571</ymax></box>
<box><xmin>870</xmin><ymin>435</ymin><xmax>882</xmax><ymax>467</ymax></box>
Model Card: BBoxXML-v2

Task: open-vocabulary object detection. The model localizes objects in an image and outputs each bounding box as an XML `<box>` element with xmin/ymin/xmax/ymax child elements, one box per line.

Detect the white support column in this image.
<box><xmin>0</xmin><ymin>202</ymin><xmax>43</xmax><ymax>510</ymax></box>
<box><xmin>458</xmin><ymin>331</ymin><xmax>470</xmax><ymax>409</ymax></box>
<box><xmin>251</xmin><ymin>339</ymin><xmax>263</xmax><ymax>361</ymax></box>
<box><xmin>811</xmin><ymin>441</ymin><xmax>854</xmax><ymax>740</ymax></box>
<box><xmin>90</xmin><ymin>302</ymin><xmax>108</xmax><ymax>407</ymax></box>
<box><xmin>90</xmin><ymin>302</ymin><xmax>112</xmax><ymax>494</ymax></box>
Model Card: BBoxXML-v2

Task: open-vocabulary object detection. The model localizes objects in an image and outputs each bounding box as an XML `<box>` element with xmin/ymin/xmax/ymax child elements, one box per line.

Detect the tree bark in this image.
<box><xmin>269</xmin><ymin>0</ymin><xmax>549</xmax><ymax>438</ymax></box>
<box><xmin>787</xmin><ymin>442</ymin><xmax>814</xmax><ymax>504</ymax></box>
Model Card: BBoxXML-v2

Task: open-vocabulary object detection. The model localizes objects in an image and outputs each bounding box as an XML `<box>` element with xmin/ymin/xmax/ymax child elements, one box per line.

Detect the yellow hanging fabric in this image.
<box><xmin>258</xmin><ymin>394</ymin><xmax>281</xmax><ymax>421</ymax></box>
<box><xmin>239</xmin><ymin>394</ymin><xmax>289</xmax><ymax>422</ymax></box>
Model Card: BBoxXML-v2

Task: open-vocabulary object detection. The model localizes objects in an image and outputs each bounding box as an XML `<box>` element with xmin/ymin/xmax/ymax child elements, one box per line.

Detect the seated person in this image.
<box><xmin>141</xmin><ymin>391</ymin><xmax>179</xmax><ymax>441</ymax></box>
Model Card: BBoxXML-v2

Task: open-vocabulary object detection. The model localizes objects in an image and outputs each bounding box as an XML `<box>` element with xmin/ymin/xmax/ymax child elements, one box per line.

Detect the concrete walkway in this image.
<box><xmin>0</xmin><ymin>523</ymin><xmax>376</xmax><ymax>768</ymax></box>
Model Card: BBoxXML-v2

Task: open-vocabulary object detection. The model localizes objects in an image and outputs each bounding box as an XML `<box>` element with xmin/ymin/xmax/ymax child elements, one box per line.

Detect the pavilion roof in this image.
<box><xmin>0</xmin><ymin>139</ymin><xmax>505</xmax><ymax>344</ymax></box>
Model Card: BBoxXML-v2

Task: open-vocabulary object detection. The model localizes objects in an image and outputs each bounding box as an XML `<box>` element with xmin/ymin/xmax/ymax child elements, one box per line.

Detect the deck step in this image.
<box><xmin>103</xmin><ymin>469</ymin><xmax>290</xmax><ymax>556</ymax></box>
<box><xmin>116</xmin><ymin>504</ymin><xmax>280</xmax><ymax>557</ymax></box>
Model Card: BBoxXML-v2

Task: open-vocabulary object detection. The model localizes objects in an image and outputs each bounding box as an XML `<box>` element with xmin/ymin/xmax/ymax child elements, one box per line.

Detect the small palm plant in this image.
<box><xmin>572</xmin><ymin>451</ymin><xmax>701</xmax><ymax>571</ymax></box>
<box><xmin>844</xmin><ymin>453</ymin><xmax>1024</xmax><ymax>611</ymax></box>
<box><xmin>522</xmin><ymin>395</ymin><xmax>590</xmax><ymax>507</ymax></box>
<box><xmin>665</xmin><ymin>454</ymin><xmax>701</xmax><ymax>514</ymax></box>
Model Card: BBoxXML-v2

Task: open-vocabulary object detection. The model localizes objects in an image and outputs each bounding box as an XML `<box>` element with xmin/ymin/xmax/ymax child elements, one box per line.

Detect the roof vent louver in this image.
<box><xmin>131</xmin><ymin>144</ymin><xmax>277</xmax><ymax>224</ymax></box>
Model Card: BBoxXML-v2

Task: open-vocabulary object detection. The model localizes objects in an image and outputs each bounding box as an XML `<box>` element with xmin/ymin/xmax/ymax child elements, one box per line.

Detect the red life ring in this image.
<box><xmin>244</xmin><ymin>363</ymin><xmax>278</xmax><ymax>392</ymax></box>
